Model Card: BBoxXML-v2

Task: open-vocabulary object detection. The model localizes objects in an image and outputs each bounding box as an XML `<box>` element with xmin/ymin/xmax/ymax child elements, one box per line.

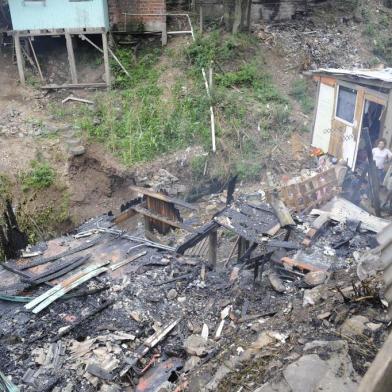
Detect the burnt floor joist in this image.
<box><xmin>177</xmin><ymin>201</ymin><xmax>283</xmax><ymax>268</ymax></box>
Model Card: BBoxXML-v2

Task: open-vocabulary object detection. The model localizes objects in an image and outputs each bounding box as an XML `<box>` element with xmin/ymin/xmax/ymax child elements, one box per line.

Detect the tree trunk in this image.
<box><xmin>225</xmin><ymin>0</ymin><xmax>252</xmax><ymax>34</ymax></box>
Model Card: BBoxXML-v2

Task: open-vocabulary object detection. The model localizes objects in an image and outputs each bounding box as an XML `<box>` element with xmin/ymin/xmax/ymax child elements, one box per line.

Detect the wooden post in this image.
<box><xmin>65</xmin><ymin>33</ymin><xmax>78</xmax><ymax>84</ymax></box>
<box><xmin>237</xmin><ymin>237</ymin><xmax>249</xmax><ymax>260</ymax></box>
<box><xmin>200</xmin><ymin>6</ymin><xmax>204</xmax><ymax>33</ymax></box>
<box><xmin>161</xmin><ymin>17</ymin><xmax>168</xmax><ymax>46</ymax></box>
<box><xmin>14</xmin><ymin>33</ymin><xmax>25</xmax><ymax>85</ymax></box>
<box><xmin>208</xmin><ymin>230</ymin><xmax>218</xmax><ymax>268</ymax></box>
<box><xmin>101</xmin><ymin>32</ymin><xmax>111</xmax><ymax>90</ymax></box>
<box><xmin>209</xmin><ymin>62</ymin><xmax>213</xmax><ymax>94</ymax></box>
<box><xmin>363</xmin><ymin>127</ymin><xmax>381</xmax><ymax>217</ymax></box>
<box><xmin>28</xmin><ymin>37</ymin><xmax>44</xmax><ymax>81</ymax></box>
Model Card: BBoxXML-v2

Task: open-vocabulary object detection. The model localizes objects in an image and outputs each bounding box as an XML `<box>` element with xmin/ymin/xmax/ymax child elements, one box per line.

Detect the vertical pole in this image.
<box><xmin>65</xmin><ymin>33</ymin><xmax>78</xmax><ymax>84</ymax></box>
<box><xmin>209</xmin><ymin>62</ymin><xmax>213</xmax><ymax>94</ymax></box>
<box><xmin>102</xmin><ymin>32</ymin><xmax>111</xmax><ymax>90</ymax></box>
<box><xmin>161</xmin><ymin>16</ymin><xmax>168</xmax><ymax>46</ymax></box>
<box><xmin>237</xmin><ymin>237</ymin><xmax>249</xmax><ymax>260</ymax></box>
<box><xmin>363</xmin><ymin>127</ymin><xmax>381</xmax><ymax>216</ymax></box>
<box><xmin>14</xmin><ymin>33</ymin><xmax>25</xmax><ymax>85</ymax></box>
<box><xmin>28</xmin><ymin>37</ymin><xmax>44</xmax><ymax>81</ymax></box>
<box><xmin>200</xmin><ymin>6</ymin><xmax>204</xmax><ymax>33</ymax></box>
<box><xmin>208</xmin><ymin>230</ymin><xmax>217</xmax><ymax>268</ymax></box>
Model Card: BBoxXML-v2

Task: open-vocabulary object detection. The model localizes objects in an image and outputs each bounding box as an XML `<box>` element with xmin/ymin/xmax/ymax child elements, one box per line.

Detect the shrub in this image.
<box><xmin>22</xmin><ymin>161</ymin><xmax>55</xmax><ymax>191</ymax></box>
<box><xmin>290</xmin><ymin>79</ymin><xmax>314</xmax><ymax>114</ymax></box>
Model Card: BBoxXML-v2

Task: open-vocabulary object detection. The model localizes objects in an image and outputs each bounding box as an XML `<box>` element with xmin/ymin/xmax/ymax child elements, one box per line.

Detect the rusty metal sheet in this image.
<box><xmin>135</xmin><ymin>357</ymin><xmax>184</xmax><ymax>392</ymax></box>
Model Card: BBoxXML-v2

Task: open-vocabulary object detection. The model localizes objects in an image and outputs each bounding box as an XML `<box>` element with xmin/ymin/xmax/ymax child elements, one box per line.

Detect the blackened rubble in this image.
<box><xmin>0</xmin><ymin>184</ymin><xmax>390</xmax><ymax>391</ymax></box>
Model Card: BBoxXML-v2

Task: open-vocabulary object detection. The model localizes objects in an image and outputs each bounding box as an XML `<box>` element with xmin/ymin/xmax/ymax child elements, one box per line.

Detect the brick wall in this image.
<box><xmin>108</xmin><ymin>0</ymin><xmax>166</xmax><ymax>32</ymax></box>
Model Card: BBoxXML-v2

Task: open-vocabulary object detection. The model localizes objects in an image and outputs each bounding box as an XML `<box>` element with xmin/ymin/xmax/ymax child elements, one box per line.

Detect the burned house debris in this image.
<box><xmin>1</xmin><ymin>165</ymin><xmax>392</xmax><ymax>391</ymax></box>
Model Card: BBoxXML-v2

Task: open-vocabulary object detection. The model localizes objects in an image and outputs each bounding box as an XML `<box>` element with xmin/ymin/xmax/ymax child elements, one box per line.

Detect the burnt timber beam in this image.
<box><xmin>176</xmin><ymin>221</ymin><xmax>220</xmax><ymax>254</ymax></box>
<box><xmin>114</xmin><ymin>208</ymin><xmax>138</xmax><ymax>225</ymax></box>
<box><xmin>129</xmin><ymin>186</ymin><xmax>197</xmax><ymax>210</ymax></box>
<box><xmin>208</xmin><ymin>230</ymin><xmax>218</xmax><ymax>268</ymax></box>
<box><xmin>131</xmin><ymin>205</ymin><xmax>195</xmax><ymax>233</ymax></box>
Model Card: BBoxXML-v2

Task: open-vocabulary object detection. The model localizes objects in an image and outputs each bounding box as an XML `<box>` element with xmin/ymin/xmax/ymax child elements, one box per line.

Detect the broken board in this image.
<box><xmin>214</xmin><ymin>202</ymin><xmax>280</xmax><ymax>243</ymax></box>
<box><xmin>311</xmin><ymin>197</ymin><xmax>390</xmax><ymax>233</ymax></box>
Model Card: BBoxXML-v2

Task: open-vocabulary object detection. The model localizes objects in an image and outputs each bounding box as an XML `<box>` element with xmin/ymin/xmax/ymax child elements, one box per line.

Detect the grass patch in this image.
<box><xmin>290</xmin><ymin>79</ymin><xmax>314</xmax><ymax>114</ymax></box>
<box><xmin>184</xmin><ymin>31</ymin><xmax>292</xmax><ymax>181</ymax></box>
<box><xmin>361</xmin><ymin>3</ymin><xmax>392</xmax><ymax>65</ymax></box>
<box><xmin>21</xmin><ymin>160</ymin><xmax>55</xmax><ymax>191</ymax></box>
<box><xmin>74</xmin><ymin>31</ymin><xmax>291</xmax><ymax>182</ymax></box>
<box><xmin>77</xmin><ymin>45</ymin><xmax>210</xmax><ymax>165</ymax></box>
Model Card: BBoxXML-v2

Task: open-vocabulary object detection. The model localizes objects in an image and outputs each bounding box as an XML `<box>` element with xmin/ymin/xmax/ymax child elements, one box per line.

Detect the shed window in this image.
<box><xmin>336</xmin><ymin>86</ymin><xmax>357</xmax><ymax>124</ymax></box>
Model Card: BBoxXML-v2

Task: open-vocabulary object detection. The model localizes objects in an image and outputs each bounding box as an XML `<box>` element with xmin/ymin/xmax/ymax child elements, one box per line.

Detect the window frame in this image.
<box><xmin>335</xmin><ymin>84</ymin><xmax>358</xmax><ymax>126</ymax></box>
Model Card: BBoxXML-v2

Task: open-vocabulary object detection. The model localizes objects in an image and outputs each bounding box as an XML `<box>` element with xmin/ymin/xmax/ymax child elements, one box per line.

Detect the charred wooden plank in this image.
<box><xmin>129</xmin><ymin>186</ymin><xmax>197</xmax><ymax>210</ymax></box>
<box><xmin>176</xmin><ymin>221</ymin><xmax>220</xmax><ymax>254</ymax></box>
<box><xmin>24</xmin><ymin>255</ymin><xmax>90</xmax><ymax>285</ymax></box>
<box><xmin>19</xmin><ymin>236</ymin><xmax>103</xmax><ymax>270</ymax></box>
<box><xmin>131</xmin><ymin>205</ymin><xmax>195</xmax><ymax>232</ymax></box>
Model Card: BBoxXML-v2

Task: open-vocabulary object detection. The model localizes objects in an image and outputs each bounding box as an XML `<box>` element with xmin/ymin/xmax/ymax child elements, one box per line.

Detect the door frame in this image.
<box><xmin>353</xmin><ymin>94</ymin><xmax>387</xmax><ymax>168</ymax></box>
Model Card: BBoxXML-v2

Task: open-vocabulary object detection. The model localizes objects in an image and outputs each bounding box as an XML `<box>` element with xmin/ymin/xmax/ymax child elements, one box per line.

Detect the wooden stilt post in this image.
<box><xmin>161</xmin><ymin>16</ymin><xmax>168</xmax><ymax>46</ymax></box>
<box><xmin>200</xmin><ymin>6</ymin><xmax>204</xmax><ymax>33</ymax></box>
<box><xmin>208</xmin><ymin>230</ymin><xmax>218</xmax><ymax>268</ymax></box>
<box><xmin>28</xmin><ymin>37</ymin><xmax>44</xmax><ymax>81</ymax></box>
<box><xmin>14</xmin><ymin>33</ymin><xmax>25</xmax><ymax>85</ymax></box>
<box><xmin>65</xmin><ymin>33</ymin><xmax>78</xmax><ymax>84</ymax></box>
<box><xmin>237</xmin><ymin>237</ymin><xmax>249</xmax><ymax>260</ymax></box>
<box><xmin>363</xmin><ymin>127</ymin><xmax>381</xmax><ymax>216</ymax></box>
<box><xmin>101</xmin><ymin>32</ymin><xmax>111</xmax><ymax>90</ymax></box>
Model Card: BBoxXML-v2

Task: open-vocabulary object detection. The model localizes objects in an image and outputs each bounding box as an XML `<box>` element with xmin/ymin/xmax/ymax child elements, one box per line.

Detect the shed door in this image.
<box><xmin>329</xmin><ymin>86</ymin><xmax>364</xmax><ymax>168</ymax></box>
<box><xmin>312</xmin><ymin>83</ymin><xmax>335</xmax><ymax>152</ymax></box>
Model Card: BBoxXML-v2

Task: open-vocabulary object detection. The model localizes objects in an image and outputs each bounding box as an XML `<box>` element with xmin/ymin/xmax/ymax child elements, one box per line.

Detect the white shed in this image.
<box><xmin>310</xmin><ymin>68</ymin><xmax>392</xmax><ymax>168</ymax></box>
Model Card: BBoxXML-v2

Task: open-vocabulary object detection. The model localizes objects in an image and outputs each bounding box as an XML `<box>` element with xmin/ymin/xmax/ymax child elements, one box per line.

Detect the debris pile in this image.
<box><xmin>0</xmin><ymin>176</ymin><xmax>390</xmax><ymax>391</ymax></box>
<box><xmin>254</xmin><ymin>12</ymin><xmax>371</xmax><ymax>70</ymax></box>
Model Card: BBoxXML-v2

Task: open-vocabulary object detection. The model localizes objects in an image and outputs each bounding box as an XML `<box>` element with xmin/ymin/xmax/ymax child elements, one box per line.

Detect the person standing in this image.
<box><xmin>372</xmin><ymin>138</ymin><xmax>392</xmax><ymax>182</ymax></box>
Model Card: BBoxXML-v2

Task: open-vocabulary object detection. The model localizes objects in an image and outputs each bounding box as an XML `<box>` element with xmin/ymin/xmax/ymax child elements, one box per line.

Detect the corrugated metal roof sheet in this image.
<box><xmin>311</xmin><ymin>68</ymin><xmax>392</xmax><ymax>84</ymax></box>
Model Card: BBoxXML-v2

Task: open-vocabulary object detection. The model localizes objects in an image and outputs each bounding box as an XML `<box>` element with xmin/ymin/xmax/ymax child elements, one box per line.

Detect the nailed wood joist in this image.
<box><xmin>7</xmin><ymin>27</ymin><xmax>106</xmax><ymax>37</ymax></box>
<box><xmin>129</xmin><ymin>186</ymin><xmax>197</xmax><ymax>210</ymax></box>
<box><xmin>131</xmin><ymin>205</ymin><xmax>195</xmax><ymax>233</ymax></box>
<box><xmin>40</xmin><ymin>83</ymin><xmax>108</xmax><ymax>90</ymax></box>
<box><xmin>19</xmin><ymin>236</ymin><xmax>103</xmax><ymax>270</ymax></box>
<box><xmin>176</xmin><ymin>221</ymin><xmax>220</xmax><ymax>254</ymax></box>
<box><xmin>23</xmin><ymin>255</ymin><xmax>90</xmax><ymax>285</ymax></box>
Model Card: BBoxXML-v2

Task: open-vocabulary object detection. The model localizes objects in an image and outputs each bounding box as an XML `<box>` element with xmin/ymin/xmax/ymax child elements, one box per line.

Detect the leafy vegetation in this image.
<box><xmin>290</xmin><ymin>79</ymin><xmax>314</xmax><ymax>114</ymax></box>
<box><xmin>361</xmin><ymin>3</ymin><xmax>392</xmax><ymax>65</ymax></box>
<box><xmin>182</xmin><ymin>32</ymin><xmax>292</xmax><ymax>181</ymax></box>
<box><xmin>75</xmin><ymin>46</ymin><xmax>210</xmax><ymax>165</ymax></box>
<box><xmin>68</xmin><ymin>31</ymin><xmax>292</xmax><ymax>182</ymax></box>
<box><xmin>21</xmin><ymin>160</ymin><xmax>55</xmax><ymax>191</ymax></box>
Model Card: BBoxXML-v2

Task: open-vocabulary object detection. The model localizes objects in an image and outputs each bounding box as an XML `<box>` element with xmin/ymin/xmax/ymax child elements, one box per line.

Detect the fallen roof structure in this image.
<box><xmin>0</xmin><ymin>185</ymin><xmax>391</xmax><ymax>391</ymax></box>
